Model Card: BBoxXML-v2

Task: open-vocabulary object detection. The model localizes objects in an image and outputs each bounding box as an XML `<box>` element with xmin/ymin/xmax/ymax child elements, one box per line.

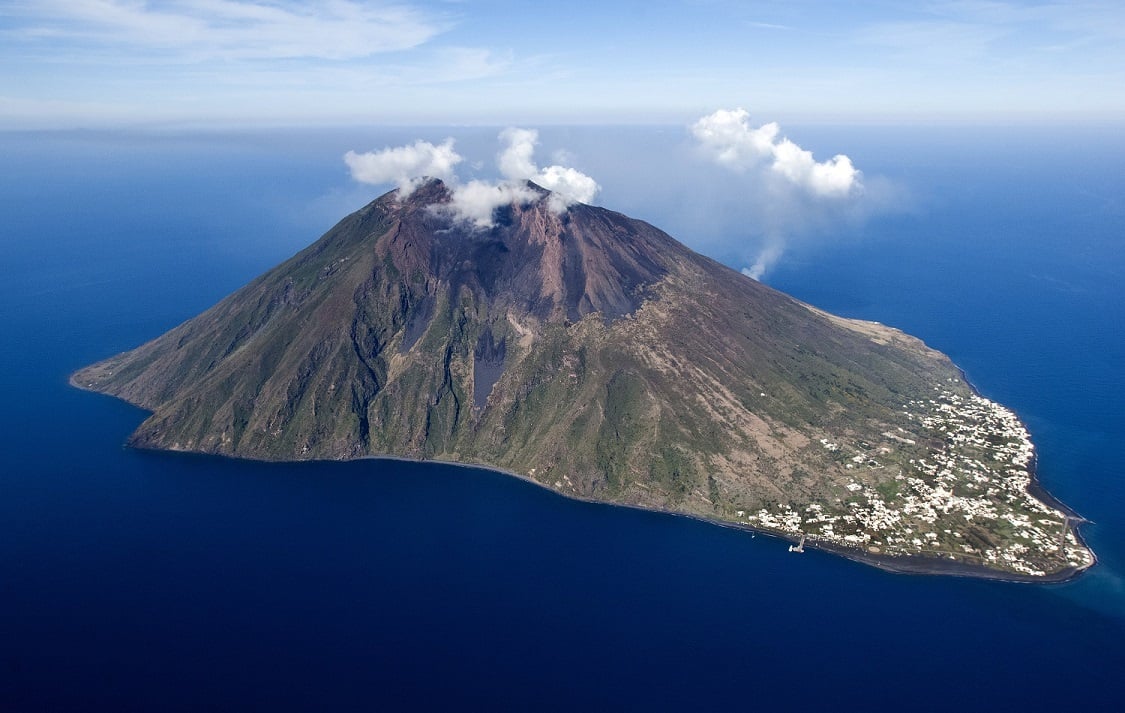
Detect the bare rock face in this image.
<box><xmin>73</xmin><ymin>179</ymin><xmax>1095</xmax><ymax>581</ymax></box>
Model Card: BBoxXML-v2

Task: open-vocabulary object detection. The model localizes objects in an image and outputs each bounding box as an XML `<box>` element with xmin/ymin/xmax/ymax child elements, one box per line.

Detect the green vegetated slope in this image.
<box><xmin>73</xmin><ymin>180</ymin><xmax>1093</xmax><ymax>579</ymax></box>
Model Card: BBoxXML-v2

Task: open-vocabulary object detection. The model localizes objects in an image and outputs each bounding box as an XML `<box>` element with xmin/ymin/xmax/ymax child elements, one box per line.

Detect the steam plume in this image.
<box><xmin>692</xmin><ymin>109</ymin><xmax>861</xmax><ymax>198</ymax></box>
<box><xmin>497</xmin><ymin>128</ymin><xmax>600</xmax><ymax>211</ymax></box>
<box><xmin>344</xmin><ymin>128</ymin><xmax>600</xmax><ymax>228</ymax></box>
<box><xmin>447</xmin><ymin>180</ymin><xmax>538</xmax><ymax>228</ymax></box>
<box><xmin>344</xmin><ymin>138</ymin><xmax>462</xmax><ymax>197</ymax></box>
<box><xmin>691</xmin><ymin>108</ymin><xmax>866</xmax><ymax>279</ymax></box>
<box><xmin>741</xmin><ymin>242</ymin><xmax>784</xmax><ymax>281</ymax></box>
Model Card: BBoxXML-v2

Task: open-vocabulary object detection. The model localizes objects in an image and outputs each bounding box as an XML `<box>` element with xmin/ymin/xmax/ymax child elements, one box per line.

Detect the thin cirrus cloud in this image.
<box><xmin>4</xmin><ymin>0</ymin><xmax>1125</xmax><ymax>126</ymax></box>
<box><xmin>6</xmin><ymin>0</ymin><xmax>445</xmax><ymax>61</ymax></box>
<box><xmin>345</xmin><ymin>128</ymin><xmax>601</xmax><ymax>228</ymax></box>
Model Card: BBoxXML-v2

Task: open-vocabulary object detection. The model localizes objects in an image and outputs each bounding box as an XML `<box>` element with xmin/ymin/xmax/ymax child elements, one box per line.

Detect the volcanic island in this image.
<box><xmin>72</xmin><ymin>179</ymin><xmax>1095</xmax><ymax>581</ymax></box>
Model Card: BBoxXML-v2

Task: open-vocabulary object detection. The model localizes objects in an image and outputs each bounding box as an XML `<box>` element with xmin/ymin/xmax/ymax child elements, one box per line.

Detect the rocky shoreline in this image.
<box><xmin>107</xmin><ymin>426</ymin><xmax>1094</xmax><ymax>584</ymax></box>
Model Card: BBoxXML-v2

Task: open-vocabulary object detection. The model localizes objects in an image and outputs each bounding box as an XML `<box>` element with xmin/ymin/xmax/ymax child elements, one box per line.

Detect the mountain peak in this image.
<box><xmin>372</xmin><ymin>180</ymin><xmax>678</xmax><ymax>323</ymax></box>
<box><xmin>401</xmin><ymin>176</ymin><xmax>455</xmax><ymax>204</ymax></box>
<box><xmin>72</xmin><ymin>190</ymin><xmax>1095</xmax><ymax>582</ymax></box>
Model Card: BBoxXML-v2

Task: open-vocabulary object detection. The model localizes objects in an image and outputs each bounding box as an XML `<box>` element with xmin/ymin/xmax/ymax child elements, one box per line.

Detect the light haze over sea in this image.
<box><xmin>1</xmin><ymin>124</ymin><xmax>1123</xmax><ymax>710</ymax></box>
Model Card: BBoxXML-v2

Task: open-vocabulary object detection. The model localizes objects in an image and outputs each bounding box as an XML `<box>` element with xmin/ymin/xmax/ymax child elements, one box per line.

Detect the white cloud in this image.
<box><xmin>497</xmin><ymin>127</ymin><xmax>600</xmax><ymax>210</ymax></box>
<box><xmin>497</xmin><ymin>127</ymin><xmax>540</xmax><ymax>181</ymax></box>
<box><xmin>534</xmin><ymin>165</ymin><xmax>600</xmax><ymax>212</ymax></box>
<box><xmin>449</xmin><ymin>128</ymin><xmax>599</xmax><ymax>225</ymax></box>
<box><xmin>691</xmin><ymin>108</ymin><xmax>861</xmax><ymax>198</ymax></box>
<box><xmin>772</xmin><ymin>139</ymin><xmax>860</xmax><ymax>197</ymax></box>
<box><xmin>690</xmin><ymin>108</ymin><xmax>780</xmax><ymax>169</ymax></box>
<box><xmin>446</xmin><ymin>180</ymin><xmax>539</xmax><ymax>228</ymax></box>
<box><xmin>343</xmin><ymin>126</ymin><xmax>602</xmax><ymax>227</ymax></box>
<box><xmin>9</xmin><ymin>0</ymin><xmax>443</xmax><ymax>61</ymax></box>
<box><xmin>691</xmin><ymin>108</ymin><xmax>868</xmax><ymax>280</ymax></box>
<box><xmin>344</xmin><ymin>138</ymin><xmax>462</xmax><ymax>196</ymax></box>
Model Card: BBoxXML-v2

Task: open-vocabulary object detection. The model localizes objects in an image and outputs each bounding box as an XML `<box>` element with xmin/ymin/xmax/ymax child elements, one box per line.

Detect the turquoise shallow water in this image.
<box><xmin>1</xmin><ymin>126</ymin><xmax>1123</xmax><ymax>710</ymax></box>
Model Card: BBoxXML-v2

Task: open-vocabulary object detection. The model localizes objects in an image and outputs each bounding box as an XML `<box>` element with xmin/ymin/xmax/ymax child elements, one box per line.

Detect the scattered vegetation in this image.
<box><xmin>72</xmin><ymin>182</ymin><xmax>1094</xmax><ymax>579</ymax></box>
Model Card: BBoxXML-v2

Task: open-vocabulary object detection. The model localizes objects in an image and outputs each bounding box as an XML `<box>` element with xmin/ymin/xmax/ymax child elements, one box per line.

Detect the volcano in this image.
<box><xmin>73</xmin><ymin>179</ymin><xmax>1094</xmax><ymax>580</ymax></box>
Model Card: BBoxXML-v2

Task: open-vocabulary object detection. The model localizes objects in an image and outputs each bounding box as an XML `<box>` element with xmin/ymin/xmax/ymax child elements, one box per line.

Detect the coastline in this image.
<box><xmin>128</xmin><ymin>440</ymin><xmax>1097</xmax><ymax>585</ymax></box>
<box><xmin>949</xmin><ymin>365</ymin><xmax>1096</xmax><ymax>579</ymax></box>
<box><xmin>71</xmin><ymin>370</ymin><xmax>1095</xmax><ymax>585</ymax></box>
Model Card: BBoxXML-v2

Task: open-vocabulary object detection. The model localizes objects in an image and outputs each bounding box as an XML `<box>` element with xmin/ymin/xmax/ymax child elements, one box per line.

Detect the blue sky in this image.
<box><xmin>2</xmin><ymin>1</ymin><xmax>1124</xmax><ymax>127</ymax></box>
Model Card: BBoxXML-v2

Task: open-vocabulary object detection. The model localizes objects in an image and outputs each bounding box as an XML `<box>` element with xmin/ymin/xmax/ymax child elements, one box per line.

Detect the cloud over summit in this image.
<box><xmin>344</xmin><ymin>139</ymin><xmax>462</xmax><ymax>197</ymax></box>
<box><xmin>497</xmin><ymin>128</ymin><xmax>600</xmax><ymax>211</ymax></box>
<box><xmin>346</xmin><ymin>128</ymin><xmax>600</xmax><ymax>226</ymax></box>
<box><xmin>343</xmin><ymin>115</ymin><xmax>881</xmax><ymax>280</ymax></box>
<box><xmin>447</xmin><ymin>181</ymin><xmax>539</xmax><ymax>228</ymax></box>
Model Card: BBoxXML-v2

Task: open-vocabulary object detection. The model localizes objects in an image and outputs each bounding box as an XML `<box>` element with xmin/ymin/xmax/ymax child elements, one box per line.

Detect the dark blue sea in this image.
<box><xmin>2</xmin><ymin>125</ymin><xmax>1123</xmax><ymax>711</ymax></box>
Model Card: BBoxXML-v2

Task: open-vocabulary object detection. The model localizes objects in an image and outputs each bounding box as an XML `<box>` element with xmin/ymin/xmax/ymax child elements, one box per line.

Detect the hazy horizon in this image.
<box><xmin>4</xmin><ymin>1</ymin><xmax>1124</xmax><ymax>129</ymax></box>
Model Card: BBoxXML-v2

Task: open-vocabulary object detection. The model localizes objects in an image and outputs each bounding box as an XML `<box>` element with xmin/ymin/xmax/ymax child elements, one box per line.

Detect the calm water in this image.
<box><xmin>1</xmin><ymin>126</ymin><xmax>1123</xmax><ymax>710</ymax></box>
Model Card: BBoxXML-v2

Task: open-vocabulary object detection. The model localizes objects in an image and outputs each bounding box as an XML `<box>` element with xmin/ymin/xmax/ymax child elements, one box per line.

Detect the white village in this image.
<box><xmin>737</xmin><ymin>383</ymin><xmax>1094</xmax><ymax>578</ymax></box>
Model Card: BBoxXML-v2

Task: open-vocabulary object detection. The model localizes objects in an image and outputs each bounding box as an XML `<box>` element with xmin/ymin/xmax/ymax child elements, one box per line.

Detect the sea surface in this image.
<box><xmin>1</xmin><ymin>125</ymin><xmax>1123</xmax><ymax>710</ymax></box>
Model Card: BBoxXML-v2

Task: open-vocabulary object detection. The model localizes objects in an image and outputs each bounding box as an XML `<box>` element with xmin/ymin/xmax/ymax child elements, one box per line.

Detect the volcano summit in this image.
<box><xmin>73</xmin><ymin>179</ymin><xmax>1094</xmax><ymax>580</ymax></box>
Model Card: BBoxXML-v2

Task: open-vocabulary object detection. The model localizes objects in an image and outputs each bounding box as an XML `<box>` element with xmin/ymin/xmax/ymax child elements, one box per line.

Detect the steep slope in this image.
<box><xmin>73</xmin><ymin>180</ymin><xmax>1094</xmax><ymax>580</ymax></box>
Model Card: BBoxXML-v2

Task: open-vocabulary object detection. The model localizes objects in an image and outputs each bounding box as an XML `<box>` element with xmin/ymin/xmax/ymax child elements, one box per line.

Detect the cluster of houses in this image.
<box><xmin>736</xmin><ymin>385</ymin><xmax>1094</xmax><ymax>577</ymax></box>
